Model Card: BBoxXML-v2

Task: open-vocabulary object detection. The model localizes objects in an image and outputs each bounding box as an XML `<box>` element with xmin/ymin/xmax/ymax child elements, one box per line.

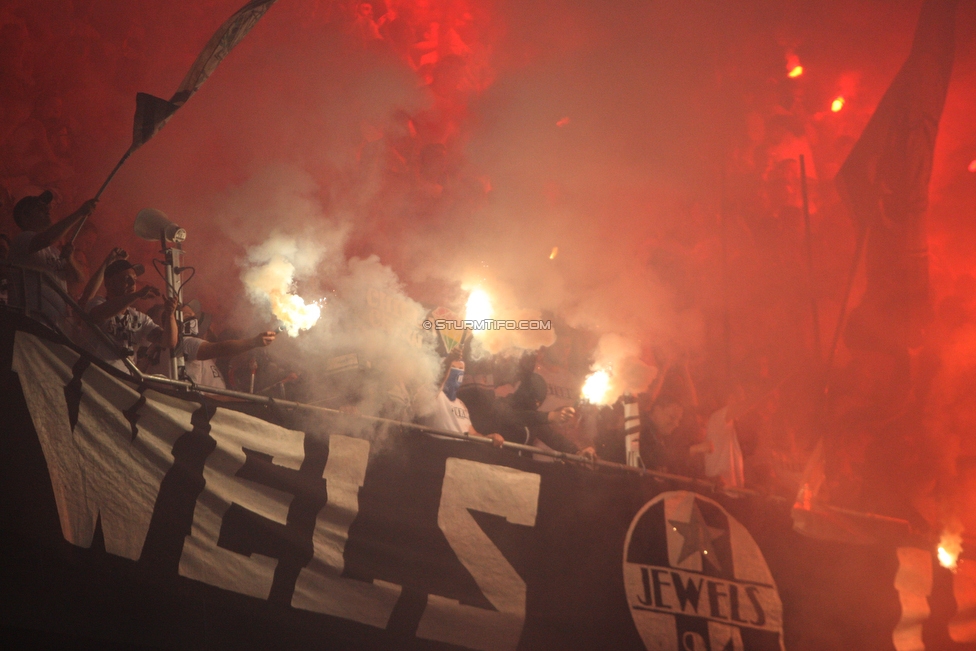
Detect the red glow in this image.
<box><xmin>831</xmin><ymin>97</ymin><xmax>846</xmax><ymax>112</ymax></box>
<box><xmin>556</xmin><ymin>117</ymin><xmax>571</xmax><ymax>127</ymax></box>
<box><xmin>969</xmin><ymin>159</ymin><xmax>976</xmax><ymax>173</ymax></box>
<box><xmin>787</xmin><ymin>65</ymin><xmax>804</xmax><ymax>78</ymax></box>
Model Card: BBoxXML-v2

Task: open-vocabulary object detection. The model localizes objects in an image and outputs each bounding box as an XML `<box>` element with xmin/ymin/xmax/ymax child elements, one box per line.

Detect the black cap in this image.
<box><xmin>105</xmin><ymin>259</ymin><xmax>145</xmax><ymax>279</ymax></box>
<box><xmin>185</xmin><ymin>299</ymin><xmax>212</xmax><ymax>335</ymax></box>
<box><xmin>13</xmin><ymin>190</ymin><xmax>53</xmax><ymax>227</ymax></box>
<box><xmin>512</xmin><ymin>372</ymin><xmax>549</xmax><ymax>410</ymax></box>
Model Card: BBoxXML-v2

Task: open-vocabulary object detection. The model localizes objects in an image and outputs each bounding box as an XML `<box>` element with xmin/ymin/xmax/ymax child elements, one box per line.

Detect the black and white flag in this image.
<box><xmin>130</xmin><ymin>0</ymin><xmax>278</xmax><ymax>151</ymax></box>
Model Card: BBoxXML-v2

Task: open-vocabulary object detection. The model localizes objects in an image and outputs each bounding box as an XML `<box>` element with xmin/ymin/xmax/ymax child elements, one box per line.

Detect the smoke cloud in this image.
<box><xmin>1</xmin><ymin>0</ymin><xmax>976</xmax><ymax>550</ymax></box>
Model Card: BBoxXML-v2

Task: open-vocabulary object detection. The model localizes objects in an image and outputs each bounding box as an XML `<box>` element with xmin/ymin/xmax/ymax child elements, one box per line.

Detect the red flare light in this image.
<box><xmin>831</xmin><ymin>97</ymin><xmax>845</xmax><ymax>112</ymax></box>
<box><xmin>787</xmin><ymin>65</ymin><xmax>803</xmax><ymax>78</ymax></box>
<box><xmin>556</xmin><ymin>117</ymin><xmax>571</xmax><ymax>127</ymax></box>
<box><xmin>968</xmin><ymin>159</ymin><xmax>976</xmax><ymax>173</ymax></box>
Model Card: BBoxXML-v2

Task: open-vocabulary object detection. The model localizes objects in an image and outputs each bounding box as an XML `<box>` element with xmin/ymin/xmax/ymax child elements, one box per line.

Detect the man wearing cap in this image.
<box><xmin>7</xmin><ymin>190</ymin><xmax>97</xmax><ymax>326</ymax></box>
<box><xmin>86</xmin><ymin>259</ymin><xmax>177</xmax><ymax>372</ymax></box>
<box><xmin>10</xmin><ymin>191</ymin><xmax>96</xmax><ymax>273</ymax></box>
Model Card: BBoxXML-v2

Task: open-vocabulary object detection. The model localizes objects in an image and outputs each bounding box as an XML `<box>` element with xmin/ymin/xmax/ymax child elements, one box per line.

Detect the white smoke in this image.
<box><xmin>201</xmin><ymin>166</ymin><xmax>441</xmax><ymax>427</ymax></box>
<box><xmin>292</xmin><ymin>254</ymin><xmax>442</xmax><ymax>420</ymax></box>
<box><xmin>242</xmin><ymin>234</ymin><xmax>326</xmax><ymax>336</ymax></box>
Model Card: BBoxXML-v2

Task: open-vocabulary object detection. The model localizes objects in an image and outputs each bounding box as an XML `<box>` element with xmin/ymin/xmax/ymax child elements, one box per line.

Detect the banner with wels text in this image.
<box><xmin>1</xmin><ymin>316</ymin><xmax>976</xmax><ymax>651</ymax></box>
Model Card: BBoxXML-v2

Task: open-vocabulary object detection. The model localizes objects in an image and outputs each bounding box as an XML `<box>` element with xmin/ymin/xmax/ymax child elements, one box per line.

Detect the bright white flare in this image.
<box><xmin>938</xmin><ymin>529</ymin><xmax>963</xmax><ymax>572</ymax></box>
<box><xmin>465</xmin><ymin>288</ymin><xmax>493</xmax><ymax>330</ymax></box>
<box><xmin>582</xmin><ymin>369</ymin><xmax>612</xmax><ymax>405</ymax></box>
<box><xmin>242</xmin><ymin>254</ymin><xmax>321</xmax><ymax>337</ymax></box>
<box><xmin>275</xmin><ymin>292</ymin><xmax>322</xmax><ymax>337</ymax></box>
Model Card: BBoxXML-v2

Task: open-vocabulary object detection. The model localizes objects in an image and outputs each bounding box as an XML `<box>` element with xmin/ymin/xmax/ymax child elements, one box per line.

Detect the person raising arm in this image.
<box><xmin>78</xmin><ymin>247</ymin><xmax>127</xmax><ymax>308</ymax></box>
<box><xmin>86</xmin><ymin>259</ymin><xmax>176</xmax><ymax>371</ymax></box>
<box><xmin>23</xmin><ymin>195</ymin><xmax>98</xmax><ymax>256</ymax></box>
<box><xmin>11</xmin><ymin>192</ymin><xmax>97</xmax><ymax>286</ymax></box>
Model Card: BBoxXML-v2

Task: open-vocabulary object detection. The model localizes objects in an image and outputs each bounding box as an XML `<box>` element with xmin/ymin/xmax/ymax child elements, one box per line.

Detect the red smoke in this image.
<box><xmin>2</xmin><ymin>0</ymin><xmax>976</xmax><ymax>529</ymax></box>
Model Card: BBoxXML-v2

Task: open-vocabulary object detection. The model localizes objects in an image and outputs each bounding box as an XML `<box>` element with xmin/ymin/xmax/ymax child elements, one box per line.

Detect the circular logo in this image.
<box><xmin>623</xmin><ymin>491</ymin><xmax>784</xmax><ymax>651</ymax></box>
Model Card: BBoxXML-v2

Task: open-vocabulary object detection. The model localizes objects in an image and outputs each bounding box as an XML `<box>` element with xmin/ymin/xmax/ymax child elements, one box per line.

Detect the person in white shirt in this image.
<box><xmin>704</xmin><ymin>403</ymin><xmax>745</xmax><ymax>489</ymax></box>
<box><xmin>417</xmin><ymin>352</ymin><xmax>495</xmax><ymax>445</ymax></box>
<box><xmin>143</xmin><ymin>302</ymin><xmax>277</xmax><ymax>389</ymax></box>
<box><xmin>425</xmin><ymin>359</ymin><xmax>475</xmax><ymax>436</ymax></box>
<box><xmin>87</xmin><ymin>259</ymin><xmax>177</xmax><ymax>372</ymax></box>
<box><xmin>703</xmin><ymin>385</ymin><xmax>777</xmax><ymax>489</ymax></box>
<box><xmin>8</xmin><ymin>190</ymin><xmax>96</xmax><ymax>328</ymax></box>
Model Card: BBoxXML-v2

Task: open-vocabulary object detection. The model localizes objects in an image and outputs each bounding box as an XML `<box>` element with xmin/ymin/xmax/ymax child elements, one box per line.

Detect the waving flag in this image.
<box><xmin>130</xmin><ymin>0</ymin><xmax>279</xmax><ymax>152</ymax></box>
<box><xmin>70</xmin><ymin>0</ymin><xmax>279</xmax><ymax>241</ymax></box>
<box><xmin>836</xmin><ymin>0</ymin><xmax>958</xmax><ymax>353</ymax></box>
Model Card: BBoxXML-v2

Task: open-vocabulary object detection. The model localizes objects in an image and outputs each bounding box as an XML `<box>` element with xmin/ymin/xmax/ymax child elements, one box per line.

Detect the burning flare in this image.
<box><xmin>831</xmin><ymin>96</ymin><xmax>846</xmax><ymax>112</ymax></box>
<box><xmin>242</xmin><ymin>248</ymin><xmax>322</xmax><ymax>337</ymax></box>
<box><xmin>786</xmin><ymin>53</ymin><xmax>802</xmax><ymax>78</ymax></box>
<box><xmin>465</xmin><ymin>287</ymin><xmax>493</xmax><ymax>331</ymax></box>
<box><xmin>581</xmin><ymin>334</ymin><xmax>658</xmax><ymax>405</ymax></box>
<box><xmin>582</xmin><ymin>369</ymin><xmax>612</xmax><ymax>405</ymax></box>
<box><xmin>938</xmin><ymin>527</ymin><xmax>963</xmax><ymax>572</ymax></box>
<box><xmin>459</xmin><ymin>281</ymin><xmax>555</xmax><ymax>353</ymax></box>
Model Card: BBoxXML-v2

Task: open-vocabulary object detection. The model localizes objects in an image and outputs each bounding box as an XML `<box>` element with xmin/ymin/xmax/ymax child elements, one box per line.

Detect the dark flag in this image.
<box><xmin>68</xmin><ymin>0</ymin><xmax>278</xmax><ymax>237</ymax></box>
<box><xmin>132</xmin><ymin>93</ymin><xmax>181</xmax><ymax>151</ymax></box>
<box><xmin>130</xmin><ymin>0</ymin><xmax>278</xmax><ymax>152</ymax></box>
<box><xmin>836</xmin><ymin>0</ymin><xmax>958</xmax><ymax>352</ymax></box>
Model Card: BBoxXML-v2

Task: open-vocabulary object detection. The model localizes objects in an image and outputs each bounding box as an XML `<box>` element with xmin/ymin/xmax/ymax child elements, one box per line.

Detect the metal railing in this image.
<box><xmin>0</xmin><ymin>261</ymin><xmax>912</xmax><ymax>532</ymax></box>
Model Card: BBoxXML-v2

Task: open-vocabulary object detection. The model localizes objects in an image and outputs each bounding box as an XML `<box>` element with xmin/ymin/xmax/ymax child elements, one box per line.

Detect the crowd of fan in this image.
<box><xmin>0</xmin><ymin>184</ymin><xmax>797</xmax><ymax>498</ymax></box>
<box><xmin>0</xmin><ymin>190</ymin><xmax>283</xmax><ymax>388</ymax></box>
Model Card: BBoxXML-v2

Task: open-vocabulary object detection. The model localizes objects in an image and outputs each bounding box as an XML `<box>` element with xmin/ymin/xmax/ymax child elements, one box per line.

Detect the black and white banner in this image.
<box><xmin>1</xmin><ymin>315</ymin><xmax>975</xmax><ymax>651</ymax></box>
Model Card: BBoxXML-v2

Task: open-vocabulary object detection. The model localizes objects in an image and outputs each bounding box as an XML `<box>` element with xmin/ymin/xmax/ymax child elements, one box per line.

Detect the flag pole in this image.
<box><xmin>822</xmin><ymin>222</ymin><xmax>868</xmax><ymax>396</ymax></box>
<box><xmin>799</xmin><ymin>155</ymin><xmax>821</xmax><ymax>362</ymax></box>
<box><xmin>68</xmin><ymin>148</ymin><xmax>132</xmax><ymax>245</ymax></box>
<box><xmin>719</xmin><ymin>154</ymin><xmax>732</xmax><ymax>389</ymax></box>
<box><xmin>94</xmin><ymin>149</ymin><xmax>133</xmax><ymax>200</ymax></box>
